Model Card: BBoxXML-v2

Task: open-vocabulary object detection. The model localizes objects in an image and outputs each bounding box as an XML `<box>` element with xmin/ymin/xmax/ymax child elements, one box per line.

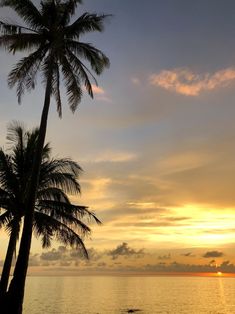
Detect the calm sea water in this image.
<box><xmin>23</xmin><ymin>276</ymin><xmax>235</xmax><ymax>314</ymax></box>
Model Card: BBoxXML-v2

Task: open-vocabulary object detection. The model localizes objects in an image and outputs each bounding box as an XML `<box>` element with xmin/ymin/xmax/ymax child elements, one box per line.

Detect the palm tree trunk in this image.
<box><xmin>0</xmin><ymin>219</ymin><xmax>20</xmax><ymax>299</ymax></box>
<box><xmin>3</xmin><ymin>67</ymin><xmax>53</xmax><ymax>314</ymax></box>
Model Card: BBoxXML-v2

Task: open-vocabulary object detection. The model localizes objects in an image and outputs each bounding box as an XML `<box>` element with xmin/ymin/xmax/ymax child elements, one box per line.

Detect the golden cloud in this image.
<box><xmin>149</xmin><ymin>67</ymin><xmax>235</xmax><ymax>96</ymax></box>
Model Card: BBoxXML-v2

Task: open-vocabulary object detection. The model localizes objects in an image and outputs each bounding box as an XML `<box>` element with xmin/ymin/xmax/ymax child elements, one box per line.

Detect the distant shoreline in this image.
<box><xmin>19</xmin><ymin>271</ymin><xmax>235</xmax><ymax>278</ymax></box>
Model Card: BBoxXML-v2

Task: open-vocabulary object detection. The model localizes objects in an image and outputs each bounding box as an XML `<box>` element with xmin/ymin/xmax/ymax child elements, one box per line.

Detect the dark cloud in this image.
<box><xmin>158</xmin><ymin>254</ymin><xmax>171</xmax><ymax>260</ymax></box>
<box><xmin>70</xmin><ymin>247</ymin><xmax>103</xmax><ymax>261</ymax></box>
<box><xmin>58</xmin><ymin>246</ymin><xmax>67</xmax><ymax>253</ymax></box>
<box><xmin>219</xmin><ymin>260</ymin><xmax>235</xmax><ymax>272</ymax></box>
<box><xmin>144</xmin><ymin>260</ymin><xmax>235</xmax><ymax>273</ymax></box>
<box><xmin>107</xmin><ymin>242</ymin><xmax>144</xmax><ymax>260</ymax></box>
<box><xmin>29</xmin><ymin>254</ymin><xmax>40</xmax><ymax>266</ymax></box>
<box><xmin>41</xmin><ymin>249</ymin><xmax>63</xmax><ymax>261</ymax></box>
<box><xmin>181</xmin><ymin>252</ymin><xmax>194</xmax><ymax>257</ymax></box>
<box><xmin>1</xmin><ymin>244</ymin><xmax>234</xmax><ymax>275</ymax></box>
<box><xmin>202</xmin><ymin>251</ymin><xmax>224</xmax><ymax>258</ymax></box>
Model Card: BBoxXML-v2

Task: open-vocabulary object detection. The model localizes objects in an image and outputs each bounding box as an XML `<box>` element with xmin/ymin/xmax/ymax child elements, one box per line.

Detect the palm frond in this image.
<box><xmin>8</xmin><ymin>45</ymin><xmax>48</xmax><ymax>103</ymax></box>
<box><xmin>33</xmin><ymin>211</ymin><xmax>88</xmax><ymax>257</ymax></box>
<box><xmin>38</xmin><ymin>158</ymin><xmax>82</xmax><ymax>194</ymax></box>
<box><xmin>37</xmin><ymin>200</ymin><xmax>101</xmax><ymax>226</ymax></box>
<box><xmin>59</xmin><ymin>0</ymin><xmax>83</xmax><ymax>26</ymax></box>
<box><xmin>50</xmin><ymin>158</ymin><xmax>82</xmax><ymax>175</ymax></box>
<box><xmin>0</xmin><ymin>187</ymin><xmax>11</xmax><ymax>198</ymax></box>
<box><xmin>0</xmin><ymin>211</ymin><xmax>13</xmax><ymax>229</ymax></box>
<box><xmin>6</xmin><ymin>121</ymin><xmax>25</xmax><ymax>147</ymax></box>
<box><xmin>66</xmin><ymin>44</ymin><xmax>98</xmax><ymax>83</ymax></box>
<box><xmin>40</xmin><ymin>0</ymin><xmax>58</xmax><ymax>29</ymax></box>
<box><xmin>0</xmin><ymin>149</ymin><xmax>19</xmax><ymax>195</ymax></box>
<box><xmin>0</xmin><ymin>33</ymin><xmax>44</xmax><ymax>54</ymax></box>
<box><xmin>0</xmin><ymin>188</ymin><xmax>11</xmax><ymax>210</ymax></box>
<box><xmin>5</xmin><ymin>217</ymin><xmax>21</xmax><ymax>238</ymax></box>
<box><xmin>36</xmin><ymin>202</ymin><xmax>91</xmax><ymax>234</ymax></box>
<box><xmin>0</xmin><ymin>21</ymin><xmax>21</xmax><ymax>35</ymax></box>
<box><xmin>51</xmin><ymin>61</ymin><xmax>62</xmax><ymax>117</ymax></box>
<box><xmin>42</xmin><ymin>172</ymin><xmax>81</xmax><ymax>194</ymax></box>
<box><xmin>60</xmin><ymin>54</ymin><xmax>83</xmax><ymax>112</ymax></box>
<box><xmin>66</xmin><ymin>49</ymin><xmax>94</xmax><ymax>97</ymax></box>
<box><xmin>1</xmin><ymin>0</ymin><xmax>44</xmax><ymax>30</ymax></box>
<box><xmin>67</xmin><ymin>40</ymin><xmax>110</xmax><ymax>75</ymax></box>
<box><xmin>65</xmin><ymin>13</ymin><xmax>111</xmax><ymax>38</ymax></box>
<box><xmin>37</xmin><ymin>187</ymin><xmax>70</xmax><ymax>203</ymax></box>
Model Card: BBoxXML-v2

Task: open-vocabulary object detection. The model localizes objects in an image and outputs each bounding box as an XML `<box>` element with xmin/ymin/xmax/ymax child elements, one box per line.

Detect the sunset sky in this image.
<box><xmin>1</xmin><ymin>0</ymin><xmax>235</xmax><ymax>275</ymax></box>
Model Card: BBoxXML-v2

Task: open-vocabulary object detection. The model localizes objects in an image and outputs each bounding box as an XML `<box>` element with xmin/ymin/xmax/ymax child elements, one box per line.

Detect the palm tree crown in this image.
<box><xmin>0</xmin><ymin>121</ymin><xmax>100</xmax><ymax>255</ymax></box>
<box><xmin>0</xmin><ymin>122</ymin><xmax>101</xmax><ymax>296</ymax></box>
<box><xmin>0</xmin><ymin>0</ymin><xmax>110</xmax><ymax>116</ymax></box>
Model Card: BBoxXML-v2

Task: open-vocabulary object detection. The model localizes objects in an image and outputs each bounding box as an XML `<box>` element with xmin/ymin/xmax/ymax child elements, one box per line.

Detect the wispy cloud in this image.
<box><xmin>94</xmin><ymin>151</ymin><xmax>137</xmax><ymax>163</ymax></box>
<box><xmin>91</xmin><ymin>85</ymin><xmax>105</xmax><ymax>95</ymax></box>
<box><xmin>91</xmin><ymin>84</ymin><xmax>112</xmax><ymax>102</ymax></box>
<box><xmin>149</xmin><ymin>67</ymin><xmax>235</xmax><ymax>96</ymax></box>
<box><xmin>81</xmin><ymin>150</ymin><xmax>137</xmax><ymax>163</ymax></box>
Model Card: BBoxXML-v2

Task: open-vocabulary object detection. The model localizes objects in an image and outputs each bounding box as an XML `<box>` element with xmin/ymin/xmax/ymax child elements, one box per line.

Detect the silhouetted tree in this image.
<box><xmin>0</xmin><ymin>122</ymin><xmax>100</xmax><ymax>298</ymax></box>
<box><xmin>0</xmin><ymin>1</ymin><xmax>109</xmax><ymax>312</ymax></box>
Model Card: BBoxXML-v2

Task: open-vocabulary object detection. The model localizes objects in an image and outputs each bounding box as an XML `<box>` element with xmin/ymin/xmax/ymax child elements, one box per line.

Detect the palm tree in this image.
<box><xmin>0</xmin><ymin>122</ymin><xmax>100</xmax><ymax>299</ymax></box>
<box><xmin>0</xmin><ymin>1</ymin><xmax>109</xmax><ymax>311</ymax></box>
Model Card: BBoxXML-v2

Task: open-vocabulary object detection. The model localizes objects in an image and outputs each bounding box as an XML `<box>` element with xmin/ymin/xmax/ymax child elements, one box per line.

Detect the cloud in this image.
<box><xmin>202</xmin><ymin>251</ymin><xmax>224</xmax><ymax>258</ymax></box>
<box><xmin>149</xmin><ymin>67</ymin><xmax>235</xmax><ymax>96</ymax></box>
<box><xmin>91</xmin><ymin>85</ymin><xmax>105</xmax><ymax>95</ymax></box>
<box><xmin>181</xmin><ymin>252</ymin><xmax>194</xmax><ymax>257</ymax></box>
<box><xmin>29</xmin><ymin>254</ymin><xmax>40</xmax><ymax>266</ymax></box>
<box><xmin>107</xmin><ymin>242</ymin><xmax>144</xmax><ymax>260</ymax></box>
<box><xmin>144</xmin><ymin>260</ymin><xmax>235</xmax><ymax>273</ymax></box>
<box><xmin>41</xmin><ymin>249</ymin><xmax>63</xmax><ymax>261</ymax></box>
<box><xmin>90</xmin><ymin>84</ymin><xmax>112</xmax><ymax>102</ymax></box>
<box><xmin>91</xmin><ymin>150</ymin><xmax>137</xmax><ymax>163</ymax></box>
<box><xmin>158</xmin><ymin>253</ymin><xmax>171</xmax><ymax>260</ymax></box>
<box><xmin>4</xmin><ymin>244</ymin><xmax>235</xmax><ymax>275</ymax></box>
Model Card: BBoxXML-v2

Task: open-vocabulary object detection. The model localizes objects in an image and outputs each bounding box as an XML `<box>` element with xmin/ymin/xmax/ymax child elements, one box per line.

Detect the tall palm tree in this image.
<box><xmin>0</xmin><ymin>122</ymin><xmax>100</xmax><ymax>298</ymax></box>
<box><xmin>0</xmin><ymin>1</ymin><xmax>109</xmax><ymax>311</ymax></box>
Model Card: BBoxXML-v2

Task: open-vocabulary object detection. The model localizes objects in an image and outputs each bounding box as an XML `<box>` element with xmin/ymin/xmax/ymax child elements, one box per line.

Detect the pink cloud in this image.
<box><xmin>91</xmin><ymin>85</ymin><xmax>105</xmax><ymax>95</ymax></box>
<box><xmin>149</xmin><ymin>68</ymin><xmax>235</xmax><ymax>96</ymax></box>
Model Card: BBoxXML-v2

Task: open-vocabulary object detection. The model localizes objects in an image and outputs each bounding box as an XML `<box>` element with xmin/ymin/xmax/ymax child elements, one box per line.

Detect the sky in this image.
<box><xmin>1</xmin><ymin>0</ymin><xmax>235</xmax><ymax>275</ymax></box>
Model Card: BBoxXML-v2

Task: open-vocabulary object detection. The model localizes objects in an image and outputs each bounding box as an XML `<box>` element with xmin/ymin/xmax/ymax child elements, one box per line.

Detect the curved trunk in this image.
<box><xmin>0</xmin><ymin>219</ymin><xmax>20</xmax><ymax>299</ymax></box>
<box><xmin>2</xmin><ymin>68</ymin><xmax>53</xmax><ymax>314</ymax></box>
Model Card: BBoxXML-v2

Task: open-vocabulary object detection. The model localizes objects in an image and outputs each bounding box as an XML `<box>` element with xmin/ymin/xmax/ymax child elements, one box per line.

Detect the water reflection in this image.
<box><xmin>23</xmin><ymin>276</ymin><xmax>235</xmax><ymax>314</ymax></box>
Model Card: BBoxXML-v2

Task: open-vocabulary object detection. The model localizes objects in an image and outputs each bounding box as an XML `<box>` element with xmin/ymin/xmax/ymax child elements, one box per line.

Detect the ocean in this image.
<box><xmin>23</xmin><ymin>276</ymin><xmax>235</xmax><ymax>314</ymax></box>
